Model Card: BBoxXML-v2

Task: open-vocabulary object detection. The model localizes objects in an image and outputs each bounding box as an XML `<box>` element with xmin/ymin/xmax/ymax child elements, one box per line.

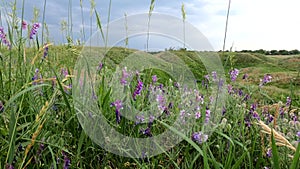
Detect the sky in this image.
<box><xmin>1</xmin><ymin>0</ymin><xmax>300</xmax><ymax>51</ymax></box>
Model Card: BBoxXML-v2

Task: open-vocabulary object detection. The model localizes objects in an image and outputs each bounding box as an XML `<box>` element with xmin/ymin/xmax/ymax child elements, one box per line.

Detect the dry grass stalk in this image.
<box><xmin>255</xmin><ymin>120</ymin><xmax>296</xmax><ymax>152</ymax></box>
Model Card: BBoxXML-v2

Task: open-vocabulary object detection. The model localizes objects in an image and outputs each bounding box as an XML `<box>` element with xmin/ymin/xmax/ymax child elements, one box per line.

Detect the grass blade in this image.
<box><xmin>271</xmin><ymin>130</ymin><xmax>280</xmax><ymax>169</ymax></box>
<box><xmin>290</xmin><ymin>142</ymin><xmax>300</xmax><ymax>169</ymax></box>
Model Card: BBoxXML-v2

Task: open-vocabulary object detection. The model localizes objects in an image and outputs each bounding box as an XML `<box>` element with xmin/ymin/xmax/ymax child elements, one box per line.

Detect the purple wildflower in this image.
<box><xmin>286</xmin><ymin>96</ymin><xmax>291</xmax><ymax>107</ymax></box>
<box><xmin>97</xmin><ymin>62</ymin><xmax>103</xmax><ymax>72</ymax></box>
<box><xmin>156</xmin><ymin>94</ymin><xmax>166</xmax><ymax>111</ymax></box>
<box><xmin>222</xmin><ymin>107</ymin><xmax>226</xmax><ymax>115</ymax></box>
<box><xmin>152</xmin><ymin>75</ymin><xmax>157</xmax><ymax>83</ymax></box>
<box><xmin>111</xmin><ymin>100</ymin><xmax>123</xmax><ymax>124</ymax></box>
<box><xmin>192</xmin><ymin>131</ymin><xmax>208</xmax><ymax>144</ymax></box>
<box><xmin>195</xmin><ymin>111</ymin><xmax>201</xmax><ymax>119</ymax></box>
<box><xmin>266</xmin><ymin>114</ymin><xmax>274</xmax><ymax>124</ymax></box>
<box><xmin>243</xmin><ymin>94</ymin><xmax>250</xmax><ymax>102</ymax></box>
<box><xmin>140</xmin><ymin>127</ymin><xmax>152</xmax><ymax>137</ymax></box>
<box><xmin>0</xmin><ymin>27</ymin><xmax>11</xmax><ymax>49</ymax></box>
<box><xmin>297</xmin><ymin>131</ymin><xmax>300</xmax><ymax>142</ymax></box>
<box><xmin>62</xmin><ymin>152</ymin><xmax>71</xmax><ymax>169</ymax></box>
<box><xmin>212</xmin><ymin>71</ymin><xmax>217</xmax><ymax>81</ymax></box>
<box><xmin>61</xmin><ymin>68</ymin><xmax>69</xmax><ymax>78</ymax></box>
<box><xmin>174</xmin><ymin>82</ymin><xmax>180</xmax><ymax>89</ymax></box>
<box><xmin>245</xmin><ymin>117</ymin><xmax>251</xmax><ymax>127</ymax></box>
<box><xmin>279</xmin><ymin>107</ymin><xmax>284</xmax><ymax>118</ymax></box>
<box><xmin>204</xmin><ymin>74</ymin><xmax>209</xmax><ymax>81</ymax></box>
<box><xmin>135</xmin><ymin>115</ymin><xmax>145</xmax><ymax>125</ymax></box>
<box><xmin>229</xmin><ymin>68</ymin><xmax>239</xmax><ymax>81</ymax></box>
<box><xmin>252</xmin><ymin>111</ymin><xmax>260</xmax><ymax>120</ymax></box>
<box><xmin>242</xmin><ymin>73</ymin><xmax>248</xmax><ymax>80</ymax></box>
<box><xmin>120</xmin><ymin>67</ymin><xmax>129</xmax><ymax>85</ymax></box>
<box><xmin>43</xmin><ymin>44</ymin><xmax>49</xmax><ymax>59</ymax></box>
<box><xmin>5</xmin><ymin>164</ymin><xmax>14</xmax><ymax>169</ymax></box>
<box><xmin>30</xmin><ymin>23</ymin><xmax>41</xmax><ymax>39</ymax></box>
<box><xmin>249</xmin><ymin>103</ymin><xmax>257</xmax><ymax>114</ymax></box>
<box><xmin>227</xmin><ymin>84</ymin><xmax>234</xmax><ymax>94</ymax></box>
<box><xmin>238</xmin><ymin>89</ymin><xmax>243</xmax><ymax>97</ymax></box>
<box><xmin>32</xmin><ymin>68</ymin><xmax>40</xmax><ymax>85</ymax></box>
<box><xmin>266</xmin><ymin>148</ymin><xmax>272</xmax><ymax>158</ymax></box>
<box><xmin>259</xmin><ymin>74</ymin><xmax>272</xmax><ymax>86</ymax></box>
<box><xmin>205</xmin><ymin>107</ymin><xmax>210</xmax><ymax>123</ymax></box>
<box><xmin>133</xmin><ymin>80</ymin><xmax>143</xmax><ymax>100</ymax></box>
<box><xmin>37</xmin><ymin>141</ymin><xmax>45</xmax><ymax>157</ymax></box>
<box><xmin>0</xmin><ymin>101</ymin><xmax>4</xmax><ymax>113</ymax></box>
<box><xmin>22</xmin><ymin>20</ymin><xmax>27</xmax><ymax>30</ymax></box>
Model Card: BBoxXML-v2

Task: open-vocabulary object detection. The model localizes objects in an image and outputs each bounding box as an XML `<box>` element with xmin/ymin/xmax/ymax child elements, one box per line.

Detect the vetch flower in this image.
<box><xmin>140</xmin><ymin>127</ymin><xmax>152</xmax><ymax>137</ymax></box>
<box><xmin>266</xmin><ymin>148</ymin><xmax>272</xmax><ymax>158</ymax></box>
<box><xmin>0</xmin><ymin>27</ymin><xmax>11</xmax><ymax>49</ymax></box>
<box><xmin>30</xmin><ymin>23</ymin><xmax>41</xmax><ymax>39</ymax></box>
<box><xmin>242</xmin><ymin>73</ymin><xmax>248</xmax><ymax>80</ymax></box>
<box><xmin>192</xmin><ymin>131</ymin><xmax>208</xmax><ymax>144</ymax></box>
<box><xmin>211</xmin><ymin>71</ymin><xmax>217</xmax><ymax>81</ymax></box>
<box><xmin>22</xmin><ymin>20</ymin><xmax>27</xmax><ymax>30</ymax></box>
<box><xmin>62</xmin><ymin>151</ymin><xmax>71</xmax><ymax>169</ymax></box>
<box><xmin>229</xmin><ymin>68</ymin><xmax>239</xmax><ymax>81</ymax></box>
<box><xmin>133</xmin><ymin>80</ymin><xmax>143</xmax><ymax>101</ymax></box>
<box><xmin>227</xmin><ymin>84</ymin><xmax>234</xmax><ymax>94</ymax></box>
<box><xmin>205</xmin><ymin>107</ymin><xmax>210</xmax><ymax>123</ymax></box>
<box><xmin>120</xmin><ymin>67</ymin><xmax>129</xmax><ymax>85</ymax></box>
<box><xmin>152</xmin><ymin>75</ymin><xmax>157</xmax><ymax>83</ymax></box>
<box><xmin>97</xmin><ymin>62</ymin><xmax>103</xmax><ymax>72</ymax></box>
<box><xmin>5</xmin><ymin>164</ymin><xmax>14</xmax><ymax>169</ymax></box>
<box><xmin>252</xmin><ymin>111</ymin><xmax>260</xmax><ymax>120</ymax></box>
<box><xmin>32</xmin><ymin>68</ymin><xmax>41</xmax><ymax>85</ymax></box>
<box><xmin>111</xmin><ymin>100</ymin><xmax>123</xmax><ymax>124</ymax></box>
<box><xmin>286</xmin><ymin>96</ymin><xmax>291</xmax><ymax>107</ymax></box>
<box><xmin>156</xmin><ymin>94</ymin><xmax>166</xmax><ymax>112</ymax></box>
<box><xmin>259</xmin><ymin>74</ymin><xmax>272</xmax><ymax>86</ymax></box>
<box><xmin>61</xmin><ymin>68</ymin><xmax>69</xmax><ymax>78</ymax></box>
<box><xmin>43</xmin><ymin>44</ymin><xmax>49</xmax><ymax>59</ymax></box>
<box><xmin>195</xmin><ymin>111</ymin><xmax>201</xmax><ymax>119</ymax></box>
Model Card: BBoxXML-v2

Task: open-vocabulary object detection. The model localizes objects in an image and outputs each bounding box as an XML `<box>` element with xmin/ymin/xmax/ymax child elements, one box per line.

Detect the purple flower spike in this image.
<box><xmin>286</xmin><ymin>97</ymin><xmax>291</xmax><ymax>107</ymax></box>
<box><xmin>30</xmin><ymin>23</ymin><xmax>41</xmax><ymax>39</ymax></box>
<box><xmin>43</xmin><ymin>44</ymin><xmax>49</xmax><ymax>59</ymax></box>
<box><xmin>229</xmin><ymin>68</ymin><xmax>239</xmax><ymax>81</ymax></box>
<box><xmin>140</xmin><ymin>127</ymin><xmax>152</xmax><ymax>137</ymax></box>
<box><xmin>192</xmin><ymin>131</ymin><xmax>208</xmax><ymax>144</ymax></box>
<box><xmin>22</xmin><ymin>20</ymin><xmax>27</xmax><ymax>30</ymax></box>
<box><xmin>152</xmin><ymin>75</ymin><xmax>157</xmax><ymax>83</ymax></box>
<box><xmin>97</xmin><ymin>62</ymin><xmax>103</xmax><ymax>72</ymax></box>
<box><xmin>0</xmin><ymin>27</ymin><xmax>11</xmax><ymax>49</ymax></box>
<box><xmin>205</xmin><ymin>107</ymin><xmax>210</xmax><ymax>123</ymax></box>
<box><xmin>296</xmin><ymin>131</ymin><xmax>300</xmax><ymax>138</ymax></box>
<box><xmin>260</xmin><ymin>74</ymin><xmax>272</xmax><ymax>86</ymax></box>
<box><xmin>252</xmin><ymin>111</ymin><xmax>260</xmax><ymax>120</ymax></box>
<box><xmin>133</xmin><ymin>80</ymin><xmax>143</xmax><ymax>100</ymax></box>
<box><xmin>5</xmin><ymin>164</ymin><xmax>14</xmax><ymax>169</ymax></box>
<box><xmin>111</xmin><ymin>100</ymin><xmax>123</xmax><ymax>124</ymax></box>
<box><xmin>212</xmin><ymin>71</ymin><xmax>217</xmax><ymax>81</ymax></box>
<box><xmin>242</xmin><ymin>73</ymin><xmax>248</xmax><ymax>80</ymax></box>
<box><xmin>266</xmin><ymin>148</ymin><xmax>272</xmax><ymax>158</ymax></box>
<box><xmin>120</xmin><ymin>67</ymin><xmax>129</xmax><ymax>85</ymax></box>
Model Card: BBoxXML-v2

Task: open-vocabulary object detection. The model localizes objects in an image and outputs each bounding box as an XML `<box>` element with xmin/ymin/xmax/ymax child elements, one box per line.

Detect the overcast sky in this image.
<box><xmin>1</xmin><ymin>0</ymin><xmax>300</xmax><ymax>51</ymax></box>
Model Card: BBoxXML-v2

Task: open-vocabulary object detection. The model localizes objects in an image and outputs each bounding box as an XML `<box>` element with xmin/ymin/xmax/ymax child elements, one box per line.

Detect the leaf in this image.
<box><xmin>271</xmin><ymin>130</ymin><xmax>280</xmax><ymax>169</ymax></box>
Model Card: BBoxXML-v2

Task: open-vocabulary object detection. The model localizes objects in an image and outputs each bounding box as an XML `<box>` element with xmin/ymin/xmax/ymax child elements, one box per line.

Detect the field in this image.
<box><xmin>1</xmin><ymin>1</ymin><xmax>300</xmax><ymax>169</ymax></box>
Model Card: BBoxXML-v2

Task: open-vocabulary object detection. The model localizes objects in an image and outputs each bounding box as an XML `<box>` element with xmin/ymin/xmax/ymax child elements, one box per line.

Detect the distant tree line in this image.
<box><xmin>236</xmin><ymin>49</ymin><xmax>300</xmax><ymax>55</ymax></box>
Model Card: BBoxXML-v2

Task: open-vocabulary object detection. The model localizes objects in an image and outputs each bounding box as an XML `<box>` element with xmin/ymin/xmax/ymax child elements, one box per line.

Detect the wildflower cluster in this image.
<box><xmin>30</xmin><ymin>23</ymin><xmax>41</xmax><ymax>39</ymax></box>
<box><xmin>0</xmin><ymin>27</ymin><xmax>11</xmax><ymax>49</ymax></box>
